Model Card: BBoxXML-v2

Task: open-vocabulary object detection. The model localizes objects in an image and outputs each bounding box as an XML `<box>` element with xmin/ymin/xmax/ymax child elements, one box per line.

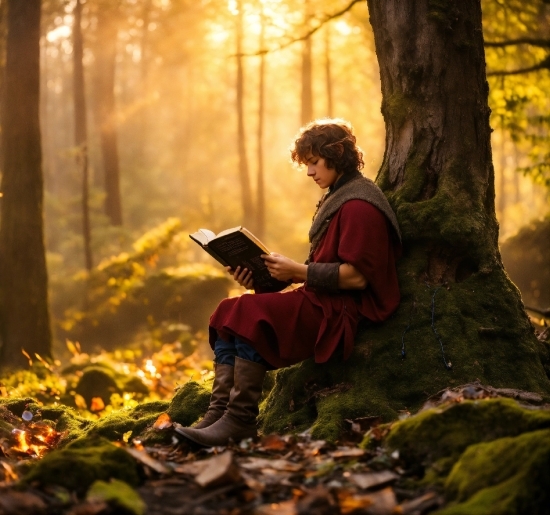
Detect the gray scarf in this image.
<box><xmin>308</xmin><ymin>174</ymin><xmax>401</xmax><ymax>258</ymax></box>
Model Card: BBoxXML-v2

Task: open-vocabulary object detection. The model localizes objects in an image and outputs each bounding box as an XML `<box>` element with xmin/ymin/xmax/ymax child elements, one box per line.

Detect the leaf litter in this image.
<box><xmin>1</xmin><ymin>382</ymin><xmax>549</xmax><ymax>514</ymax></box>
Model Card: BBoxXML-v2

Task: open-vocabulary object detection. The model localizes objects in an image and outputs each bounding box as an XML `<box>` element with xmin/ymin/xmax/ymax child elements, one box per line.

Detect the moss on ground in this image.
<box><xmin>384</xmin><ymin>398</ymin><xmax>550</xmax><ymax>464</ymax></box>
<box><xmin>87</xmin><ymin>479</ymin><xmax>146</xmax><ymax>515</ymax></box>
<box><xmin>437</xmin><ymin>429</ymin><xmax>550</xmax><ymax>515</ymax></box>
<box><xmin>166</xmin><ymin>380</ymin><xmax>211</xmax><ymax>426</ymax></box>
<box><xmin>22</xmin><ymin>437</ymin><xmax>141</xmax><ymax>495</ymax></box>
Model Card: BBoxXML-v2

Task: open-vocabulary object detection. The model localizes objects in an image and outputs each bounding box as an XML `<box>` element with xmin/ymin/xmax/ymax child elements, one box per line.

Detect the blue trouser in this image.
<box><xmin>214</xmin><ymin>336</ymin><xmax>270</xmax><ymax>368</ymax></box>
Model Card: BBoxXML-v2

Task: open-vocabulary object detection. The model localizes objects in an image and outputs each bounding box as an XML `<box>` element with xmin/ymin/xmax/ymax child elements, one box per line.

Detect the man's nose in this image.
<box><xmin>307</xmin><ymin>165</ymin><xmax>315</xmax><ymax>176</ymax></box>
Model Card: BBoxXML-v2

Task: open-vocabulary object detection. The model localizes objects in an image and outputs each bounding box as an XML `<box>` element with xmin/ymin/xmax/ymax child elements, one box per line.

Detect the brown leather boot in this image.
<box><xmin>193</xmin><ymin>363</ymin><xmax>234</xmax><ymax>429</ymax></box>
<box><xmin>176</xmin><ymin>356</ymin><xmax>266</xmax><ymax>446</ymax></box>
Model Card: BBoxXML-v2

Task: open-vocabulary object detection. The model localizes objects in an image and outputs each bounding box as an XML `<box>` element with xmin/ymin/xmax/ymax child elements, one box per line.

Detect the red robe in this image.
<box><xmin>209</xmin><ymin>200</ymin><xmax>401</xmax><ymax>368</ymax></box>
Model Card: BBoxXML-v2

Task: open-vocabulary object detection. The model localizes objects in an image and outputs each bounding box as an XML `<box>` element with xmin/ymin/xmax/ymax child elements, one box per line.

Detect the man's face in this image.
<box><xmin>305</xmin><ymin>155</ymin><xmax>342</xmax><ymax>189</ymax></box>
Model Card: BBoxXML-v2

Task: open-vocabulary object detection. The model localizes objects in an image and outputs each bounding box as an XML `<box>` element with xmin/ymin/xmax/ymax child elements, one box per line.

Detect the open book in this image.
<box><xmin>189</xmin><ymin>227</ymin><xmax>288</xmax><ymax>292</ymax></box>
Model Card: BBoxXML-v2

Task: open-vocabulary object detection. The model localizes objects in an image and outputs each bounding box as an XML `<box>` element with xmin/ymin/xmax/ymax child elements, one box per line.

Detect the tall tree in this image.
<box><xmin>235</xmin><ymin>0</ymin><xmax>254</xmax><ymax>228</ymax></box>
<box><xmin>73</xmin><ymin>0</ymin><xmax>93</xmax><ymax>270</ymax></box>
<box><xmin>324</xmin><ymin>23</ymin><xmax>333</xmax><ymax>118</ymax></box>
<box><xmin>300</xmin><ymin>0</ymin><xmax>313</xmax><ymax>125</ymax></box>
<box><xmin>261</xmin><ymin>0</ymin><xmax>550</xmax><ymax>440</ymax></box>
<box><xmin>256</xmin><ymin>4</ymin><xmax>266</xmax><ymax>240</ymax></box>
<box><xmin>0</xmin><ymin>0</ymin><xmax>52</xmax><ymax>368</ymax></box>
<box><xmin>94</xmin><ymin>2</ymin><xmax>123</xmax><ymax>226</ymax></box>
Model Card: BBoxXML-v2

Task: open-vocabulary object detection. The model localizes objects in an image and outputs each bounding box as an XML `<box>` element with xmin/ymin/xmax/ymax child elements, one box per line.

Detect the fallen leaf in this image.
<box><xmin>173</xmin><ymin>460</ymin><xmax>210</xmax><ymax>476</ymax></box>
<box><xmin>153</xmin><ymin>413</ymin><xmax>173</xmax><ymax>430</ymax></box>
<box><xmin>74</xmin><ymin>394</ymin><xmax>87</xmax><ymax>410</ymax></box>
<box><xmin>348</xmin><ymin>470</ymin><xmax>398</xmax><ymax>490</ymax></box>
<box><xmin>255</xmin><ymin>500</ymin><xmax>297</xmax><ymax>515</ymax></box>
<box><xmin>259</xmin><ymin>434</ymin><xmax>288</xmax><ymax>451</ymax></box>
<box><xmin>339</xmin><ymin>486</ymin><xmax>397</xmax><ymax>515</ymax></box>
<box><xmin>195</xmin><ymin>451</ymin><xmax>241</xmax><ymax>488</ymax></box>
<box><xmin>396</xmin><ymin>492</ymin><xmax>442</xmax><ymax>514</ymax></box>
<box><xmin>0</xmin><ymin>490</ymin><xmax>47</xmax><ymax>513</ymax></box>
<box><xmin>89</xmin><ymin>397</ymin><xmax>105</xmax><ymax>412</ymax></box>
<box><xmin>125</xmin><ymin>447</ymin><xmax>171</xmax><ymax>474</ymax></box>
<box><xmin>241</xmin><ymin>457</ymin><xmax>302</xmax><ymax>472</ymax></box>
<box><xmin>329</xmin><ymin>448</ymin><xmax>365</xmax><ymax>459</ymax></box>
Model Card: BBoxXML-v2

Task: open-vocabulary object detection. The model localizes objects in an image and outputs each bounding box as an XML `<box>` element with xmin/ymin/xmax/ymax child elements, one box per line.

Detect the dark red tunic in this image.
<box><xmin>209</xmin><ymin>200</ymin><xmax>401</xmax><ymax>368</ymax></box>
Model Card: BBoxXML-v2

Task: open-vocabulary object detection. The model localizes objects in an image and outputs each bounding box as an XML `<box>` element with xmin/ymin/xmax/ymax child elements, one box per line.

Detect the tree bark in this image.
<box><xmin>0</xmin><ymin>0</ymin><xmax>52</xmax><ymax>368</ymax></box>
<box><xmin>260</xmin><ymin>0</ymin><xmax>550</xmax><ymax>441</ymax></box>
<box><xmin>73</xmin><ymin>0</ymin><xmax>93</xmax><ymax>271</ymax></box>
<box><xmin>256</xmin><ymin>7</ymin><xmax>266</xmax><ymax>240</ymax></box>
<box><xmin>236</xmin><ymin>0</ymin><xmax>254</xmax><ymax>228</ymax></box>
<box><xmin>301</xmin><ymin>0</ymin><xmax>313</xmax><ymax>125</ymax></box>
<box><xmin>94</xmin><ymin>5</ymin><xmax>123</xmax><ymax>226</ymax></box>
<box><xmin>324</xmin><ymin>24</ymin><xmax>333</xmax><ymax>119</ymax></box>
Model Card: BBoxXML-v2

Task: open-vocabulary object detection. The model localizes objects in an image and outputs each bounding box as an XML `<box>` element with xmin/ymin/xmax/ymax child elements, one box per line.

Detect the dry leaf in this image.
<box><xmin>125</xmin><ymin>447</ymin><xmax>171</xmax><ymax>474</ymax></box>
<box><xmin>195</xmin><ymin>451</ymin><xmax>241</xmax><ymax>488</ymax></box>
<box><xmin>89</xmin><ymin>397</ymin><xmax>105</xmax><ymax>412</ymax></box>
<box><xmin>339</xmin><ymin>487</ymin><xmax>397</xmax><ymax>515</ymax></box>
<box><xmin>153</xmin><ymin>413</ymin><xmax>173</xmax><ymax>430</ymax></box>
<box><xmin>255</xmin><ymin>500</ymin><xmax>297</xmax><ymax>515</ymax></box>
<box><xmin>173</xmin><ymin>460</ymin><xmax>210</xmax><ymax>476</ymax></box>
<box><xmin>329</xmin><ymin>448</ymin><xmax>365</xmax><ymax>459</ymax></box>
<box><xmin>260</xmin><ymin>434</ymin><xmax>288</xmax><ymax>451</ymax></box>
<box><xmin>348</xmin><ymin>470</ymin><xmax>398</xmax><ymax>490</ymax></box>
<box><xmin>241</xmin><ymin>457</ymin><xmax>302</xmax><ymax>472</ymax></box>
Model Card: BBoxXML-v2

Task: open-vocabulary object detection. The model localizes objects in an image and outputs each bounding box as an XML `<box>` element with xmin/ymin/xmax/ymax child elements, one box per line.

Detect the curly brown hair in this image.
<box><xmin>290</xmin><ymin>118</ymin><xmax>364</xmax><ymax>175</ymax></box>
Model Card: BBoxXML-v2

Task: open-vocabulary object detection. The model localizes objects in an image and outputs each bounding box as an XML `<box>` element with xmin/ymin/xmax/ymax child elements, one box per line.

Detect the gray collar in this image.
<box><xmin>308</xmin><ymin>174</ymin><xmax>401</xmax><ymax>257</ymax></box>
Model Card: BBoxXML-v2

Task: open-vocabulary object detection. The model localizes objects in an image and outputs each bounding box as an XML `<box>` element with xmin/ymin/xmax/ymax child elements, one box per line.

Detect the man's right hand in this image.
<box><xmin>226</xmin><ymin>266</ymin><xmax>254</xmax><ymax>289</ymax></box>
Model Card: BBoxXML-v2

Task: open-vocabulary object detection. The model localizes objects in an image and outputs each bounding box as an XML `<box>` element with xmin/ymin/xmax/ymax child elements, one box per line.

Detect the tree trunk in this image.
<box><xmin>73</xmin><ymin>0</ymin><xmax>93</xmax><ymax>271</ymax></box>
<box><xmin>301</xmin><ymin>0</ymin><xmax>313</xmax><ymax>126</ymax></box>
<box><xmin>235</xmin><ymin>0</ymin><xmax>254</xmax><ymax>228</ymax></box>
<box><xmin>256</xmin><ymin>7</ymin><xmax>266</xmax><ymax>240</ymax></box>
<box><xmin>260</xmin><ymin>0</ymin><xmax>550</xmax><ymax>441</ymax></box>
<box><xmin>324</xmin><ymin>24</ymin><xmax>333</xmax><ymax>118</ymax></box>
<box><xmin>94</xmin><ymin>6</ymin><xmax>123</xmax><ymax>226</ymax></box>
<box><xmin>0</xmin><ymin>0</ymin><xmax>52</xmax><ymax>368</ymax></box>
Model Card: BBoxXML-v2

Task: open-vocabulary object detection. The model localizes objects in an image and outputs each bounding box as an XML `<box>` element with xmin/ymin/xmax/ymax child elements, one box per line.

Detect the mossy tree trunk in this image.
<box><xmin>0</xmin><ymin>0</ymin><xmax>52</xmax><ymax>368</ymax></box>
<box><xmin>260</xmin><ymin>0</ymin><xmax>550</xmax><ymax>441</ymax></box>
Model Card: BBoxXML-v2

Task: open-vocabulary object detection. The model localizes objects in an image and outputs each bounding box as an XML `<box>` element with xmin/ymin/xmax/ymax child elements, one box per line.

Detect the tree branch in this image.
<box><xmin>487</xmin><ymin>56</ymin><xmax>550</xmax><ymax>76</ymax></box>
<box><xmin>485</xmin><ymin>37</ymin><xmax>550</xmax><ymax>49</ymax></box>
<box><xmin>235</xmin><ymin>0</ymin><xmax>364</xmax><ymax>57</ymax></box>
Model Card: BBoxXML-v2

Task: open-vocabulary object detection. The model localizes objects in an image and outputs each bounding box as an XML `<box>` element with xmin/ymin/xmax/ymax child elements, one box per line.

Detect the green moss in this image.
<box><xmin>437</xmin><ymin>429</ymin><xmax>550</xmax><ymax>515</ymax></box>
<box><xmin>55</xmin><ymin>409</ymin><xmax>93</xmax><ymax>443</ymax></box>
<box><xmin>88</xmin><ymin>401</ymin><xmax>169</xmax><ymax>442</ymax></box>
<box><xmin>384</xmin><ymin>398</ymin><xmax>550</xmax><ymax>464</ymax></box>
<box><xmin>87</xmin><ymin>479</ymin><xmax>146</xmax><ymax>515</ymax></box>
<box><xmin>382</xmin><ymin>92</ymin><xmax>411</xmax><ymax>128</ymax></box>
<box><xmin>166</xmin><ymin>381</ymin><xmax>211</xmax><ymax>426</ymax></box>
<box><xmin>75</xmin><ymin>366</ymin><xmax>121</xmax><ymax>408</ymax></box>
<box><xmin>22</xmin><ymin>437</ymin><xmax>141</xmax><ymax>495</ymax></box>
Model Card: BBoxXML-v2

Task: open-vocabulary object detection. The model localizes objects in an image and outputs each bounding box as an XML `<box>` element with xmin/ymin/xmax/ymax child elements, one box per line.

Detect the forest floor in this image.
<box><xmin>1</xmin><ymin>380</ymin><xmax>549</xmax><ymax>515</ymax></box>
<box><xmin>0</xmin><ymin>408</ymin><xmax>444</xmax><ymax>515</ymax></box>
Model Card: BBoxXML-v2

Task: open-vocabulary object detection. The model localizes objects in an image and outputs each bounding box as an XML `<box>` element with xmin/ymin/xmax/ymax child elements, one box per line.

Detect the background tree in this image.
<box><xmin>235</xmin><ymin>0</ymin><xmax>254</xmax><ymax>230</ymax></box>
<box><xmin>93</xmin><ymin>1</ymin><xmax>123</xmax><ymax>226</ymax></box>
<box><xmin>260</xmin><ymin>0</ymin><xmax>550</xmax><ymax>440</ymax></box>
<box><xmin>73</xmin><ymin>0</ymin><xmax>93</xmax><ymax>270</ymax></box>
<box><xmin>0</xmin><ymin>0</ymin><xmax>52</xmax><ymax>368</ymax></box>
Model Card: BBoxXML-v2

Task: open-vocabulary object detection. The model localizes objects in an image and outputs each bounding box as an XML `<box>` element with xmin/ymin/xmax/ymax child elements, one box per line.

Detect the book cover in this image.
<box><xmin>189</xmin><ymin>227</ymin><xmax>288</xmax><ymax>292</ymax></box>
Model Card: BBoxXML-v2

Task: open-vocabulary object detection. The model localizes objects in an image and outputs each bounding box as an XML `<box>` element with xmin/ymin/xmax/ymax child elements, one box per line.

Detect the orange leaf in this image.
<box><xmin>90</xmin><ymin>397</ymin><xmax>105</xmax><ymax>412</ymax></box>
<box><xmin>153</xmin><ymin>413</ymin><xmax>172</xmax><ymax>430</ymax></box>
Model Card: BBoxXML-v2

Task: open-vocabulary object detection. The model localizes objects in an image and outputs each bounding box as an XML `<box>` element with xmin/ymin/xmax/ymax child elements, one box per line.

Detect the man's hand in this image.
<box><xmin>226</xmin><ymin>266</ymin><xmax>254</xmax><ymax>289</ymax></box>
<box><xmin>261</xmin><ymin>253</ymin><xmax>307</xmax><ymax>282</ymax></box>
